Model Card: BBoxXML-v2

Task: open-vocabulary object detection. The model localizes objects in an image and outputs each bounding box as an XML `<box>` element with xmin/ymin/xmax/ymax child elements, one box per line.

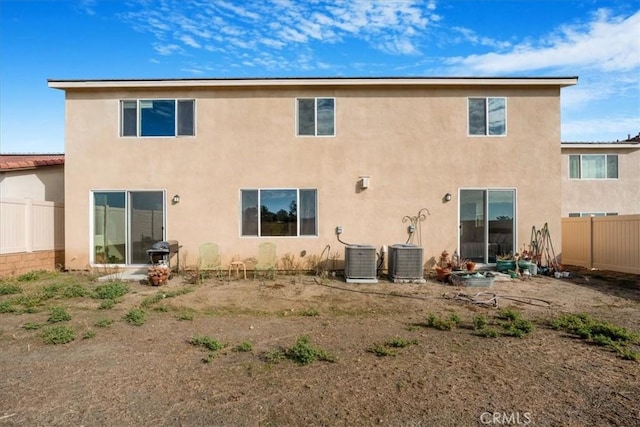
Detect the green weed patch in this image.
<box><xmin>41</xmin><ymin>325</ymin><xmax>75</xmax><ymax>344</ymax></box>
<box><xmin>552</xmin><ymin>313</ymin><xmax>639</xmax><ymax>361</ymax></box>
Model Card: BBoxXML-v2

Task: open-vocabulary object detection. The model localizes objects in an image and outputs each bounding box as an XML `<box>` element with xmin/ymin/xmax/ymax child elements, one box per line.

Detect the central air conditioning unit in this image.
<box><xmin>388</xmin><ymin>244</ymin><xmax>424</xmax><ymax>282</ymax></box>
<box><xmin>344</xmin><ymin>244</ymin><xmax>378</xmax><ymax>283</ymax></box>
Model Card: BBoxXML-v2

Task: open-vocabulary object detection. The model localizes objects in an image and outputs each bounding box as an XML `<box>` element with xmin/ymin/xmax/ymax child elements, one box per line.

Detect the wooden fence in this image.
<box><xmin>561</xmin><ymin>215</ymin><xmax>640</xmax><ymax>275</ymax></box>
<box><xmin>0</xmin><ymin>198</ymin><xmax>65</xmax><ymax>276</ymax></box>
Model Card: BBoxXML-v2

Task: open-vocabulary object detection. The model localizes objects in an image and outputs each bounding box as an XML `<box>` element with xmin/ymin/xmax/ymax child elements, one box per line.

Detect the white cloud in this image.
<box><xmin>446</xmin><ymin>9</ymin><xmax>640</xmax><ymax>74</ymax></box>
<box><xmin>179</xmin><ymin>35</ymin><xmax>201</xmax><ymax>49</ymax></box>
<box><xmin>562</xmin><ymin>115</ymin><xmax>640</xmax><ymax>142</ymax></box>
<box><xmin>154</xmin><ymin>43</ymin><xmax>183</xmax><ymax>56</ymax></box>
<box><xmin>121</xmin><ymin>0</ymin><xmax>436</xmax><ymax>60</ymax></box>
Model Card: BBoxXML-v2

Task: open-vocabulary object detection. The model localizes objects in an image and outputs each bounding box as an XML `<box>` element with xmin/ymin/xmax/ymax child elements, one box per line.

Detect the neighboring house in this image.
<box><xmin>561</xmin><ymin>133</ymin><xmax>640</xmax><ymax>217</ymax></box>
<box><xmin>0</xmin><ymin>154</ymin><xmax>65</xmax><ymax>276</ymax></box>
<box><xmin>48</xmin><ymin>77</ymin><xmax>577</xmax><ymax>273</ymax></box>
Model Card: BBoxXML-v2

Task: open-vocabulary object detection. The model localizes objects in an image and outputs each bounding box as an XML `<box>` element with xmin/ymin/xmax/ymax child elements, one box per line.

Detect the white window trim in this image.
<box><xmin>467</xmin><ymin>97</ymin><xmax>507</xmax><ymax>137</ymax></box>
<box><xmin>295</xmin><ymin>97</ymin><xmax>336</xmax><ymax>137</ymax></box>
<box><xmin>239</xmin><ymin>188</ymin><xmax>319</xmax><ymax>238</ymax></box>
<box><xmin>89</xmin><ymin>189</ymin><xmax>167</xmax><ymax>266</ymax></box>
<box><xmin>568</xmin><ymin>212</ymin><xmax>618</xmax><ymax>217</ymax></box>
<box><xmin>568</xmin><ymin>154</ymin><xmax>619</xmax><ymax>180</ymax></box>
<box><xmin>119</xmin><ymin>99</ymin><xmax>196</xmax><ymax>138</ymax></box>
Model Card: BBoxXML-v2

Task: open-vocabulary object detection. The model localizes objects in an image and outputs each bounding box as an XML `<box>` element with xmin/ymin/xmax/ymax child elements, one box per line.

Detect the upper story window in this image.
<box><xmin>241</xmin><ymin>188</ymin><xmax>317</xmax><ymax>237</ymax></box>
<box><xmin>468</xmin><ymin>97</ymin><xmax>506</xmax><ymax>136</ymax></box>
<box><xmin>121</xmin><ymin>99</ymin><xmax>195</xmax><ymax>137</ymax></box>
<box><xmin>569</xmin><ymin>154</ymin><xmax>618</xmax><ymax>179</ymax></box>
<box><xmin>297</xmin><ymin>98</ymin><xmax>335</xmax><ymax>136</ymax></box>
<box><xmin>568</xmin><ymin>212</ymin><xmax>618</xmax><ymax>217</ymax></box>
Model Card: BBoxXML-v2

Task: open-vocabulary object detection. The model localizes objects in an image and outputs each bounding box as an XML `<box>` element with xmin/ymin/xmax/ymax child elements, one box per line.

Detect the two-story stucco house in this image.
<box><xmin>48</xmin><ymin>77</ymin><xmax>577</xmax><ymax>273</ymax></box>
<box><xmin>561</xmin><ymin>133</ymin><xmax>640</xmax><ymax>217</ymax></box>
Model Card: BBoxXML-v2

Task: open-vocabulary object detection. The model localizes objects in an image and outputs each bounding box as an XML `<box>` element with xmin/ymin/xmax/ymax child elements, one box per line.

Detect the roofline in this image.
<box><xmin>48</xmin><ymin>76</ymin><xmax>579</xmax><ymax>90</ymax></box>
<box><xmin>561</xmin><ymin>143</ymin><xmax>640</xmax><ymax>149</ymax></box>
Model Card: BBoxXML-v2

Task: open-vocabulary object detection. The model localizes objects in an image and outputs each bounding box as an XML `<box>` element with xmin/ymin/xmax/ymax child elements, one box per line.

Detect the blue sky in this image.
<box><xmin>1</xmin><ymin>0</ymin><xmax>638</xmax><ymax>153</ymax></box>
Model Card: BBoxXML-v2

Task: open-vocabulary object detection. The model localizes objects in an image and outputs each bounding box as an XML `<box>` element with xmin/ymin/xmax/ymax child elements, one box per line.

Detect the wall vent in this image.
<box><xmin>388</xmin><ymin>244</ymin><xmax>424</xmax><ymax>281</ymax></box>
<box><xmin>344</xmin><ymin>244</ymin><xmax>378</xmax><ymax>283</ymax></box>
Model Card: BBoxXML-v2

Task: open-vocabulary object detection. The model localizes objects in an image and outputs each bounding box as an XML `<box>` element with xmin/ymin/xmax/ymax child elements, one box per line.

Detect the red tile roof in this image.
<box><xmin>0</xmin><ymin>154</ymin><xmax>65</xmax><ymax>171</ymax></box>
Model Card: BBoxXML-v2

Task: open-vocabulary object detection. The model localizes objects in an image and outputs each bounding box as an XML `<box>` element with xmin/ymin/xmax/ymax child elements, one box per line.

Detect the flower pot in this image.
<box><xmin>496</xmin><ymin>260</ymin><xmax>516</xmax><ymax>272</ymax></box>
<box><xmin>435</xmin><ymin>267</ymin><xmax>451</xmax><ymax>282</ymax></box>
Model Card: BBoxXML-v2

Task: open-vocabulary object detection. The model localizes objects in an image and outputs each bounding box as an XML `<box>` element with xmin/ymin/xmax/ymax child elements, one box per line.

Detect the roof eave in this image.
<box><xmin>48</xmin><ymin>76</ymin><xmax>579</xmax><ymax>90</ymax></box>
<box><xmin>561</xmin><ymin>143</ymin><xmax>640</xmax><ymax>149</ymax></box>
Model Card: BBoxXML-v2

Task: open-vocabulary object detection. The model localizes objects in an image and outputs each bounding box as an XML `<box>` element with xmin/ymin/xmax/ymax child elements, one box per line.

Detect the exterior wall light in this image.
<box><xmin>359</xmin><ymin>176</ymin><xmax>370</xmax><ymax>189</ymax></box>
<box><xmin>444</xmin><ymin>193</ymin><xmax>452</xmax><ymax>202</ymax></box>
<box><xmin>172</xmin><ymin>194</ymin><xmax>181</xmax><ymax>204</ymax></box>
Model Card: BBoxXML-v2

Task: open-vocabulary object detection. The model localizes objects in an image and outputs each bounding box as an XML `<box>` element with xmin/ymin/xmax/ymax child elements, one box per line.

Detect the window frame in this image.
<box><xmin>568</xmin><ymin>154</ymin><xmax>618</xmax><ymax>180</ymax></box>
<box><xmin>240</xmin><ymin>188</ymin><xmax>318</xmax><ymax>238</ymax></box>
<box><xmin>296</xmin><ymin>97</ymin><xmax>336</xmax><ymax>137</ymax></box>
<box><xmin>467</xmin><ymin>97</ymin><xmax>507</xmax><ymax>137</ymax></box>
<box><xmin>568</xmin><ymin>212</ymin><xmax>618</xmax><ymax>217</ymax></box>
<box><xmin>120</xmin><ymin>99</ymin><xmax>196</xmax><ymax>138</ymax></box>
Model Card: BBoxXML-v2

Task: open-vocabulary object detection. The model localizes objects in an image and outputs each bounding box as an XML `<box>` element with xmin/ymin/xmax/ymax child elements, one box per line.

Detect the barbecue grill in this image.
<box><xmin>146</xmin><ymin>240</ymin><xmax>180</xmax><ymax>270</ymax></box>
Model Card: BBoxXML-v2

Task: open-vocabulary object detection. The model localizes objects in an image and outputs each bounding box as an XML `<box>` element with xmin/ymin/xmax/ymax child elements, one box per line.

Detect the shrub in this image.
<box><xmin>299</xmin><ymin>308</ymin><xmax>320</xmax><ymax>317</ymax></box>
<box><xmin>503</xmin><ymin>318</ymin><xmax>534</xmax><ymax>337</ymax></box>
<box><xmin>176</xmin><ymin>311</ymin><xmax>194</xmax><ymax>321</ymax></box>
<box><xmin>47</xmin><ymin>307</ymin><xmax>72</xmax><ymax>323</ymax></box>
<box><xmin>16</xmin><ymin>271</ymin><xmax>44</xmax><ymax>282</ymax></box>
<box><xmin>423</xmin><ymin>312</ymin><xmax>461</xmax><ymax>330</ymax></box>
<box><xmin>0</xmin><ymin>301</ymin><xmax>16</xmax><ymax>313</ymax></box>
<box><xmin>552</xmin><ymin>313</ymin><xmax>639</xmax><ymax>360</ymax></box>
<box><xmin>473</xmin><ymin>314</ymin><xmax>489</xmax><ymax>330</ymax></box>
<box><xmin>41</xmin><ymin>325</ymin><xmax>75</xmax><ymax>344</ymax></box>
<box><xmin>94</xmin><ymin>318</ymin><xmax>113</xmax><ymax>328</ymax></box>
<box><xmin>23</xmin><ymin>322</ymin><xmax>43</xmax><ymax>330</ymax></box>
<box><xmin>98</xmin><ymin>299</ymin><xmax>116</xmax><ymax>310</ymax></box>
<box><xmin>0</xmin><ymin>283</ymin><xmax>22</xmax><ymax>295</ymax></box>
<box><xmin>284</xmin><ymin>335</ymin><xmax>334</xmax><ymax>365</ymax></box>
<box><xmin>385</xmin><ymin>337</ymin><xmax>418</xmax><ymax>348</ymax></box>
<box><xmin>123</xmin><ymin>308</ymin><xmax>146</xmax><ymax>326</ymax></box>
<box><xmin>233</xmin><ymin>341</ymin><xmax>253</xmax><ymax>352</ymax></box>
<box><xmin>62</xmin><ymin>283</ymin><xmax>89</xmax><ymax>298</ymax></box>
<box><xmin>189</xmin><ymin>335</ymin><xmax>226</xmax><ymax>352</ymax></box>
<box><xmin>368</xmin><ymin>343</ymin><xmax>395</xmax><ymax>357</ymax></box>
<box><xmin>94</xmin><ymin>282</ymin><xmax>129</xmax><ymax>300</ymax></box>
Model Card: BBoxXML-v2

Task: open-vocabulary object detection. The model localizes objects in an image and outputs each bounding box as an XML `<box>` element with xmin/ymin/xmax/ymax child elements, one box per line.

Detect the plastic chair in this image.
<box><xmin>199</xmin><ymin>243</ymin><xmax>223</xmax><ymax>278</ymax></box>
<box><xmin>254</xmin><ymin>242</ymin><xmax>277</xmax><ymax>279</ymax></box>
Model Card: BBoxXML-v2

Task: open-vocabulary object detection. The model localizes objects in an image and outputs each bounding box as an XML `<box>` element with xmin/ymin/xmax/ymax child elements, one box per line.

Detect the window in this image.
<box><xmin>569</xmin><ymin>154</ymin><xmax>618</xmax><ymax>179</ymax></box>
<box><xmin>468</xmin><ymin>97</ymin><xmax>506</xmax><ymax>136</ymax></box>
<box><xmin>568</xmin><ymin>212</ymin><xmax>618</xmax><ymax>217</ymax></box>
<box><xmin>93</xmin><ymin>191</ymin><xmax>165</xmax><ymax>264</ymax></box>
<box><xmin>297</xmin><ymin>98</ymin><xmax>335</xmax><ymax>136</ymax></box>
<box><xmin>241</xmin><ymin>189</ymin><xmax>317</xmax><ymax>237</ymax></box>
<box><xmin>120</xmin><ymin>99</ymin><xmax>195</xmax><ymax>137</ymax></box>
<box><xmin>460</xmin><ymin>189</ymin><xmax>515</xmax><ymax>263</ymax></box>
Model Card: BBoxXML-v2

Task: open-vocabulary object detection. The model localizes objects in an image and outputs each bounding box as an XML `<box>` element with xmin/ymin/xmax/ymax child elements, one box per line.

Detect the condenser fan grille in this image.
<box><xmin>388</xmin><ymin>244</ymin><xmax>424</xmax><ymax>280</ymax></box>
<box><xmin>345</xmin><ymin>245</ymin><xmax>377</xmax><ymax>283</ymax></box>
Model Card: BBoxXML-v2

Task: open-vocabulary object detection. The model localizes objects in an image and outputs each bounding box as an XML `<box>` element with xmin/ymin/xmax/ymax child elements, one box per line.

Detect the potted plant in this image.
<box><xmin>496</xmin><ymin>253</ymin><xmax>516</xmax><ymax>273</ymax></box>
<box><xmin>465</xmin><ymin>260</ymin><xmax>477</xmax><ymax>272</ymax></box>
<box><xmin>435</xmin><ymin>250</ymin><xmax>452</xmax><ymax>282</ymax></box>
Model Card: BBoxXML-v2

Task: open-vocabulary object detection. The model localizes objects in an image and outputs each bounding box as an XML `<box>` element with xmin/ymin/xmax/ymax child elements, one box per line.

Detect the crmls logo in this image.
<box><xmin>480</xmin><ymin>412</ymin><xmax>533</xmax><ymax>425</ymax></box>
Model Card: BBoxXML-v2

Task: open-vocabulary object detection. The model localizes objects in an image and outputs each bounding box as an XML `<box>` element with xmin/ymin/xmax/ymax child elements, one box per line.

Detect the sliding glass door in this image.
<box><xmin>93</xmin><ymin>191</ymin><xmax>165</xmax><ymax>265</ymax></box>
<box><xmin>460</xmin><ymin>189</ymin><xmax>515</xmax><ymax>263</ymax></box>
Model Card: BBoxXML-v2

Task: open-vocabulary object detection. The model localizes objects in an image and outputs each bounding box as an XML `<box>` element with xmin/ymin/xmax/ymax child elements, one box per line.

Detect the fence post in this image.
<box><xmin>25</xmin><ymin>198</ymin><xmax>33</xmax><ymax>253</ymax></box>
<box><xmin>587</xmin><ymin>216</ymin><xmax>593</xmax><ymax>269</ymax></box>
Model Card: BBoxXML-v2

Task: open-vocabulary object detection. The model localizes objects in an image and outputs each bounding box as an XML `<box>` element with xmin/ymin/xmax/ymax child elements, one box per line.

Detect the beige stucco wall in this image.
<box><xmin>0</xmin><ymin>166</ymin><xmax>64</xmax><ymax>202</ymax></box>
<box><xmin>561</xmin><ymin>147</ymin><xmax>640</xmax><ymax>216</ymax></box>
<box><xmin>61</xmin><ymin>83</ymin><xmax>565</xmax><ymax>271</ymax></box>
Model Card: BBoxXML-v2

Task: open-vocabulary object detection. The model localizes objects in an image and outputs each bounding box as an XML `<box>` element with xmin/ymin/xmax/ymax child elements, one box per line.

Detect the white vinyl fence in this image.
<box><xmin>0</xmin><ymin>198</ymin><xmax>64</xmax><ymax>254</ymax></box>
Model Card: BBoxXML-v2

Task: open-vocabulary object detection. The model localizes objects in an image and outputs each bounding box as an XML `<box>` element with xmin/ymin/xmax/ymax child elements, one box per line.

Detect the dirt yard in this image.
<box><xmin>0</xmin><ymin>266</ymin><xmax>638</xmax><ymax>426</ymax></box>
